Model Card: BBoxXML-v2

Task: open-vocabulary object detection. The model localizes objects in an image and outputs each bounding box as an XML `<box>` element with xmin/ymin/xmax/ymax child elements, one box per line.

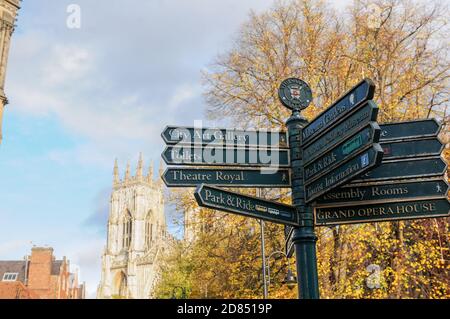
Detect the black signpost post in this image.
<box><xmin>161</xmin><ymin>76</ymin><xmax>450</xmax><ymax>300</ymax></box>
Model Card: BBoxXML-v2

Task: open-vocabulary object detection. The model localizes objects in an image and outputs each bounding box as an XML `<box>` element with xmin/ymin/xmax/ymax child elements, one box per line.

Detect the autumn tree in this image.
<box><xmin>156</xmin><ymin>0</ymin><xmax>449</xmax><ymax>299</ymax></box>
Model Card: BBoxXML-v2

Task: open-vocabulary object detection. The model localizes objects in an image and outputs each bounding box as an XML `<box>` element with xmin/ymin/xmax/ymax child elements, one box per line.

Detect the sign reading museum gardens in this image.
<box><xmin>161</xmin><ymin>77</ymin><xmax>450</xmax><ymax>299</ymax></box>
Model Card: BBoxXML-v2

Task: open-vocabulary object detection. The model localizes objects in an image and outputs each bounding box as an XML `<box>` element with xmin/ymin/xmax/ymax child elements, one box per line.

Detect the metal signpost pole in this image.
<box><xmin>286</xmin><ymin>109</ymin><xmax>320</xmax><ymax>299</ymax></box>
<box><xmin>279</xmin><ymin>78</ymin><xmax>320</xmax><ymax>299</ymax></box>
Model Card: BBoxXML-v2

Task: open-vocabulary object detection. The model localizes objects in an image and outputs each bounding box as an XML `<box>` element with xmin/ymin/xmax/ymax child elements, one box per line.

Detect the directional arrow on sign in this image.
<box><xmin>351</xmin><ymin>156</ymin><xmax>448</xmax><ymax>183</ymax></box>
<box><xmin>380</xmin><ymin>119</ymin><xmax>441</xmax><ymax>141</ymax></box>
<box><xmin>195</xmin><ymin>184</ymin><xmax>299</xmax><ymax>226</ymax></box>
<box><xmin>302</xmin><ymin>78</ymin><xmax>375</xmax><ymax>145</ymax></box>
<box><xmin>303</xmin><ymin>101</ymin><xmax>379</xmax><ymax>165</ymax></box>
<box><xmin>161</xmin><ymin>126</ymin><xmax>288</xmax><ymax>148</ymax></box>
<box><xmin>304</xmin><ymin>123</ymin><xmax>381</xmax><ymax>184</ymax></box>
<box><xmin>162</xmin><ymin>168</ymin><xmax>291</xmax><ymax>188</ymax></box>
<box><xmin>305</xmin><ymin>144</ymin><xmax>384</xmax><ymax>203</ymax></box>
<box><xmin>162</xmin><ymin>145</ymin><xmax>291</xmax><ymax>167</ymax></box>
<box><xmin>381</xmin><ymin>137</ymin><xmax>444</xmax><ymax>160</ymax></box>
<box><xmin>315</xmin><ymin>197</ymin><xmax>450</xmax><ymax>226</ymax></box>
<box><xmin>315</xmin><ymin>178</ymin><xmax>449</xmax><ymax>206</ymax></box>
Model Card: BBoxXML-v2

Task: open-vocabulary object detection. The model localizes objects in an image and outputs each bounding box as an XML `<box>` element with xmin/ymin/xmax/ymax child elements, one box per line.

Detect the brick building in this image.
<box><xmin>0</xmin><ymin>247</ymin><xmax>86</xmax><ymax>299</ymax></box>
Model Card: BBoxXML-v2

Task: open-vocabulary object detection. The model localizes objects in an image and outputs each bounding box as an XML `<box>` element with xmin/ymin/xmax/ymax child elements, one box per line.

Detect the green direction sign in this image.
<box><xmin>315</xmin><ymin>198</ymin><xmax>450</xmax><ymax>226</ymax></box>
<box><xmin>351</xmin><ymin>156</ymin><xmax>447</xmax><ymax>183</ymax></box>
<box><xmin>305</xmin><ymin>145</ymin><xmax>384</xmax><ymax>203</ymax></box>
<box><xmin>162</xmin><ymin>168</ymin><xmax>291</xmax><ymax>188</ymax></box>
<box><xmin>161</xmin><ymin>126</ymin><xmax>288</xmax><ymax>148</ymax></box>
<box><xmin>302</xmin><ymin>78</ymin><xmax>375</xmax><ymax>145</ymax></box>
<box><xmin>304</xmin><ymin>123</ymin><xmax>380</xmax><ymax>183</ymax></box>
<box><xmin>381</xmin><ymin>137</ymin><xmax>444</xmax><ymax>160</ymax></box>
<box><xmin>195</xmin><ymin>185</ymin><xmax>299</xmax><ymax>226</ymax></box>
<box><xmin>303</xmin><ymin>101</ymin><xmax>379</xmax><ymax>165</ymax></box>
<box><xmin>162</xmin><ymin>145</ymin><xmax>290</xmax><ymax>167</ymax></box>
<box><xmin>380</xmin><ymin>119</ymin><xmax>441</xmax><ymax>141</ymax></box>
<box><xmin>315</xmin><ymin>179</ymin><xmax>449</xmax><ymax>206</ymax></box>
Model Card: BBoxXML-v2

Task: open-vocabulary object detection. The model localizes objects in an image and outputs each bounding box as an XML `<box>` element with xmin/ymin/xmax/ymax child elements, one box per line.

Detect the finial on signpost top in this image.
<box><xmin>278</xmin><ymin>78</ymin><xmax>312</xmax><ymax>114</ymax></box>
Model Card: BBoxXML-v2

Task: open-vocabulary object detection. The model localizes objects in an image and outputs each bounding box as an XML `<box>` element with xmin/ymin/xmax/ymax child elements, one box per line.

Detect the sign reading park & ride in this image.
<box><xmin>162</xmin><ymin>167</ymin><xmax>291</xmax><ymax>188</ymax></box>
<box><xmin>195</xmin><ymin>184</ymin><xmax>299</xmax><ymax>226</ymax></box>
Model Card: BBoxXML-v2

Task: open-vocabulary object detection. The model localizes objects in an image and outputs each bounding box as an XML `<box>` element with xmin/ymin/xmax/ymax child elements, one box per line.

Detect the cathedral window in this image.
<box><xmin>122</xmin><ymin>210</ymin><xmax>132</xmax><ymax>249</ymax></box>
<box><xmin>145</xmin><ymin>211</ymin><xmax>152</xmax><ymax>249</ymax></box>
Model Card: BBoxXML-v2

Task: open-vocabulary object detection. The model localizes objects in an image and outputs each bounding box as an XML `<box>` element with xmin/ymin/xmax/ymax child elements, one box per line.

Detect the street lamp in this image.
<box><xmin>265</xmin><ymin>250</ymin><xmax>297</xmax><ymax>297</ymax></box>
<box><xmin>171</xmin><ymin>286</ymin><xmax>187</xmax><ymax>299</ymax></box>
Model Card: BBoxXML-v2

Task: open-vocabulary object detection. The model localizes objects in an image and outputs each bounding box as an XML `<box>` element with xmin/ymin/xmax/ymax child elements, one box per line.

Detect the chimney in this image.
<box><xmin>27</xmin><ymin>247</ymin><xmax>53</xmax><ymax>291</ymax></box>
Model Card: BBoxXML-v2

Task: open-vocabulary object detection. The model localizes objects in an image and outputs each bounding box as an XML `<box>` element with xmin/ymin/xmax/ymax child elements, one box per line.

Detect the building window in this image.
<box><xmin>145</xmin><ymin>211</ymin><xmax>152</xmax><ymax>249</ymax></box>
<box><xmin>2</xmin><ymin>273</ymin><xmax>18</xmax><ymax>281</ymax></box>
<box><xmin>122</xmin><ymin>210</ymin><xmax>132</xmax><ymax>249</ymax></box>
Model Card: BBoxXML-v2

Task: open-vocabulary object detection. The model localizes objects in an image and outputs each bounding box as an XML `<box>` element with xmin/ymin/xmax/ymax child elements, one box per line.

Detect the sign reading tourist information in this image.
<box><xmin>162</xmin><ymin>168</ymin><xmax>291</xmax><ymax>188</ymax></box>
<box><xmin>316</xmin><ymin>178</ymin><xmax>449</xmax><ymax>206</ymax></box>
<box><xmin>195</xmin><ymin>185</ymin><xmax>299</xmax><ymax>226</ymax></box>
<box><xmin>305</xmin><ymin>145</ymin><xmax>384</xmax><ymax>203</ymax></box>
<box><xmin>302</xmin><ymin>78</ymin><xmax>375</xmax><ymax>145</ymax></box>
<box><xmin>315</xmin><ymin>198</ymin><xmax>450</xmax><ymax>226</ymax></box>
<box><xmin>380</xmin><ymin>119</ymin><xmax>441</xmax><ymax>141</ymax></box>
<box><xmin>161</xmin><ymin>126</ymin><xmax>288</xmax><ymax>148</ymax></box>
<box><xmin>162</xmin><ymin>145</ymin><xmax>290</xmax><ymax>167</ymax></box>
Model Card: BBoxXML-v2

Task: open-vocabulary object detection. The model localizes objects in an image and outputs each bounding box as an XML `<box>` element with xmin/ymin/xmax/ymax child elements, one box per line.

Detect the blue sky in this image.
<box><xmin>0</xmin><ymin>0</ymin><xmax>351</xmax><ymax>298</ymax></box>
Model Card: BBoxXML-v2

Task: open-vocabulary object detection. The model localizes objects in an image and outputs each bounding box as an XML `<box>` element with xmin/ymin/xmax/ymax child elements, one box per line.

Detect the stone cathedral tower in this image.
<box><xmin>97</xmin><ymin>154</ymin><xmax>168</xmax><ymax>299</ymax></box>
<box><xmin>0</xmin><ymin>0</ymin><xmax>20</xmax><ymax>144</ymax></box>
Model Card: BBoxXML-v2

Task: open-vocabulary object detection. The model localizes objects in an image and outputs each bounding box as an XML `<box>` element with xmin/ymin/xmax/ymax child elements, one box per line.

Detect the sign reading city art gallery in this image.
<box><xmin>315</xmin><ymin>198</ymin><xmax>450</xmax><ymax>226</ymax></box>
<box><xmin>302</xmin><ymin>101</ymin><xmax>379</xmax><ymax>165</ymax></box>
<box><xmin>305</xmin><ymin>145</ymin><xmax>384</xmax><ymax>203</ymax></box>
<box><xmin>304</xmin><ymin>123</ymin><xmax>380</xmax><ymax>183</ymax></box>
<box><xmin>162</xmin><ymin>168</ymin><xmax>291</xmax><ymax>188</ymax></box>
<box><xmin>162</xmin><ymin>145</ymin><xmax>290</xmax><ymax>167</ymax></box>
<box><xmin>302</xmin><ymin>78</ymin><xmax>375</xmax><ymax>145</ymax></box>
<box><xmin>161</xmin><ymin>126</ymin><xmax>288</xmax><ymax>148</ymax></box>
<box><xmin>195</xmin><ymin>184</ymin><xmax>299</xmax><ymax>226</ymax></box>
<box><xmin>315</xmin><ymin>179</ymin><xmax>449</xmax><ymax>206</ymax></box>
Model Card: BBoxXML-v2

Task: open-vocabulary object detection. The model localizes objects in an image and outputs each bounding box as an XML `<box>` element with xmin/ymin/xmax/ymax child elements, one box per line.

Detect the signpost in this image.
<box><xmin>304</xmin><ymin>123</ymin><xmax>381</xmax><ymax>183</ymax></box>
<box><xmin>351</xmin><ymin>156</ymin><xmax>447</xmax><ymax>183</ymax></box>
<box><xmin>315</xmin><ymin>198</ymin><xmax>450</xmax><ymax>226</ymax></box>
<box><xmin>305</xmin><ymin>145</ymin><xmax>384</xmax><ymax>203</ymax></box>
<box><xmin>302</xmin><ymin>78</ymin><xmax>375</xmax><ymax>145</ymax></box>
<box><xmin>161</xmin><ymin>126</ymin><xmax>288</xmax><ymax>148</ymax></box>
<box><xmin>194</xmin><ymin>184</ymin><xmax>299</xmax><ymax>226</ymax></box>
<box><xmin>316</xmin><ymin>178</ymin><xmax>449</xmax><ymax>206</ymax></box>
<box><xmin>379</xmin><ymin>119</ymin><xmax>441</xmax><ymax>141</ymax></box>
<box><xmin>162</xmin><ymin>145</ymin><xmax>290</xmax><ymax>167</ymax></box>
<box><xmin>162</xmin><ymin>167</ymin><xmax>291</xmax><ymax>188</ymax></box>
<box><xmin>161</xmin><ymin>76</ymin><xmax>449</xmax><ymax>300</ymax></box>
<box><xmin>381</xmin><ymin>137</ymin><xmax>444</xmax><ymax>160</ymax></box>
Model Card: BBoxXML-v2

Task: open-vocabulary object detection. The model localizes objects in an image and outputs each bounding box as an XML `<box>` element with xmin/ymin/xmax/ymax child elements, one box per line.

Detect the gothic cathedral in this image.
<box><xmin>0</xmin><ymin>0</ymin><xmax>20</xmax><ymax>144</ymax></box>
<box><xmin>97</xmin><ymin>154</ymin><xmax>168</xmax><ymax>299</ymax></box>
